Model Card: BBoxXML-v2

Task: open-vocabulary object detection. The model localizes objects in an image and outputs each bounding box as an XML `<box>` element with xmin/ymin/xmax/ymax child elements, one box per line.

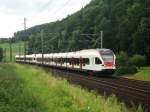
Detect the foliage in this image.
<box><xmin>0</xmin><ymin>38</ymin><xmax>10</xmax><ymax>43</ymax></box>
<box><xmin>12</xmin><ymin>0</ymin><xmax>150</xmax><ymax>65</ymax></box>
<box><xmin>0</xmin><ymin>64</ymin><xmax>42</xmax><ymax>112</ymax></box>
<box><xmin>115</xmin><ymin>66</ymin><xmax>137</xmax><ymax>75</ymax></box>
<box><xmin>129</xmin><ymin>55</ymin><xmax>146</xmax><ymax>68</ymax></box>
<box><xmin>115</xmin><ymin>51</ymin><xmax>138</xmax><ymax>75</ymax></box>
<box><xmin>116</xmin><ymin>51</ymin><xmax>129</xmax><ymax>67</ymax></box>
<box><xmin>0</xmin><ymin>42</ymin><xmax>24</xmax><ymax>62</ymax></box>
<box><xmin>0</xmin><ymin>63</ymin><xmax>141</xmax><ymax>112</ymax></box>
<box><xmin>0</xmin><ymin>48</ymin><xmax>3</xmax><ymax>62</ymax></box>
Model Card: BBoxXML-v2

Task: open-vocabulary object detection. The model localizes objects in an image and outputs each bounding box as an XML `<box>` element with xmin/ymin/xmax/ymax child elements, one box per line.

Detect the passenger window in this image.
<box><xmin>95</xmin><ymin>58</ymin><xmax>102</xmax><ymax>64</ymax></box>
<box><xmin>84</xmin><ymin>58</ymin><xmax>89</xmax><ymax>65</ymax></box>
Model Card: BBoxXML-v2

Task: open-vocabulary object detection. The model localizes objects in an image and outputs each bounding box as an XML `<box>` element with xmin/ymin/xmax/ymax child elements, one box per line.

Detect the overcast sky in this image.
<box><xmin>0</xmin><ymin>0</ymin><xmax>91</xmax><ymax>38</ymax></box>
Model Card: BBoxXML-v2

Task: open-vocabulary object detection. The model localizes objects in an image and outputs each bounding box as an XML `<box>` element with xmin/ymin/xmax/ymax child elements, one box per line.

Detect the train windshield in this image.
<box><xmin>100</xmin><ymin>50</ymin><xmax>113</xmax><ymax>62</ymax></box>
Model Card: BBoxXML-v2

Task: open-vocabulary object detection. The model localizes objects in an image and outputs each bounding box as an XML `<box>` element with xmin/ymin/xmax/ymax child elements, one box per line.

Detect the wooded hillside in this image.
<box><xmin>13</xmin><ymin>0</ymin><xmax>150</xmax><ymax>64</ymax></box>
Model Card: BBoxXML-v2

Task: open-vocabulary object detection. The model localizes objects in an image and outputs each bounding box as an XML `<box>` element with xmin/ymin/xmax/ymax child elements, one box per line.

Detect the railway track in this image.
<box><xmin>47</xmin><ymin>68</ymin><xmax>150</xmax><ymax>112</ymax></box>
<box><xmin>116</xmin><ymin>77</ymin><xmax>150</xmax><ymax>91</ymax></box>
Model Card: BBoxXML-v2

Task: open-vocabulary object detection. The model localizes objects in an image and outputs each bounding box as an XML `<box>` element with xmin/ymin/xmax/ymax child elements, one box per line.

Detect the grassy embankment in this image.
<box><xmin>0</xmin><ymin>63</ymin><xmax>143</xmax><ymax>112</ymax></box>
<box><xmin>0</xmin><ymin>42</ymin><xmax>24</xmax><ymax>61</ymax></box>
<box><xmin>125</xmin><ymin>67</ymin><xmax>150</xmax><ymax>82</ymax></box>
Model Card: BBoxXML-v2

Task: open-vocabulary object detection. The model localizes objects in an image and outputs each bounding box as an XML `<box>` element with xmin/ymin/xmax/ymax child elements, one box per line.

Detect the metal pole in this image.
<box><xmin>101</xmin><ymin>31</ymin><xmax>103</xmax><ymax>49</ymax></box>
<box><xmin>2</xmin><ymin>48</ymin><xmax>5</xmax><ymax>62</ymax></box>
<box><xmin>24</xmin><ymin>17</ymin><xmax>26</xmax><ymax>62</ymax></box>
<box><xmin>24</xmin><ymin>42</ymin><xmax>26</xmax><ymax>62</ymax></box>
<box><xmin>9</xmin><ymin>38</ymin><xmax>12</xmax><ymax>62</ymax></box>
<box><xmin>4</xmin><ymin>48</ymin><xmax>6</xmax><ymax>62</ymax></box>
<box><xmin>19</xmin><ymin>43</ymin><xmax>21</xmax><ymax>56</ymax></box>
<box><xmin>41</xmin><ymin>30</ymin><xmax>44</xmax><ymax>65</ymax></box>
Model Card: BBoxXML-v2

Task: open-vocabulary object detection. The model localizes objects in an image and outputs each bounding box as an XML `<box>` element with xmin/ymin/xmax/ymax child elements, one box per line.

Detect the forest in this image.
<box><xmin>13</xmin><ymin>0</ymin><xmax>150</xmax><ymax>64</ymax></box>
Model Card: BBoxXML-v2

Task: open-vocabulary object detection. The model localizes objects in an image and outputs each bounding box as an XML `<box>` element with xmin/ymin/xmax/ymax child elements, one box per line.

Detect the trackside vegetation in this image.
<box><xmin>126</xmin><ymin>67</ymin><xmax>150</xmax><ymax>82</ymax></box>
<box><xmin>0</xmin><ymin>48</ymin><xmax>3</xmax><ymax>62</ymax></box>
<box><xmin>0</xmin><ymin>42</ymin><xmax>24</xmax><ymax>61</ymax></box>
<box><xmin>0</xmin><ymin>63</ymin><xmax>144</xmax><ymax>112</ymax></box>
<box><xmin>115</xmin><ymin>51</ymin><xmax>146</xmax><ymax>75</ymax></box>
<box><xmin>0</xmin><ymin>63</ymin><xmax>42</xmax><ymax>112</ymax></box>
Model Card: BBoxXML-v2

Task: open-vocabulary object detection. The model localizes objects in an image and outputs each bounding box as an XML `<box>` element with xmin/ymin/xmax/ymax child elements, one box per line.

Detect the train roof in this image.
<box><xmin>26</xmin><ymin>54</ymin><xmax>36</xmax><ymax>58</ymax></box>
<box><xmin>15</xmin><ymin>48</ymin><xmax>113</xmax><ymax>59</ymax></box>
<box><xmin>78</xmin><ymin>48</ymin><xmax>111</xmax><ymax>52</ymax></box>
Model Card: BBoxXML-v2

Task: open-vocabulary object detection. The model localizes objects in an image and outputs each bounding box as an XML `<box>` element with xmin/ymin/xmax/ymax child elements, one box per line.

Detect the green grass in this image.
<box><xmin>0</xmin><ymin>42</ymin><xmax>24</xmax><ymax>62</ymax></box>
<box><xmin>126</xmin><ymin>67</ymin><xmax>150</xmax><ymax>82</ymax></box>
<box><xmin>0</xmin><ymin>63</ymin><xmax>42</xmax><ymax>112</ymax></box>
<box><xmin>0</xmin><ymin>63</ymin><xmax>143</xmax><ymax>112</ymax></box>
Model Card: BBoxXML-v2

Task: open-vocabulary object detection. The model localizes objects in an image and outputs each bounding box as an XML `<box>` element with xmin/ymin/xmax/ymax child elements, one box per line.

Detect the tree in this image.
<box><xmin>129</xmin><ymin>55</ymin><xmax>146</xmax><ymax>68</ymax></box>
<box><xmin>116</xmin><ymin>51</ymin><xmax>129</xmax><ymax>67</ymax></box>
<box><xmin>12</xmin><ymin>0</ymin><xmax>150</xmax><ymax>65</ymax></box>
<box><xmin>115</xmin><ymin>51</ymin><xmax>138</xmax><ymax>75</ymax></box>
<box><xmin>0</xmin><ymin>48</ymin><xmax>3</xmax><ymax>62</ymax></box>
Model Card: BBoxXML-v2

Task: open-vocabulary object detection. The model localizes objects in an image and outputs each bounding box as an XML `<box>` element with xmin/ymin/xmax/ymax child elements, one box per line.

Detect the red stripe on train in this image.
<box><xmin>104</xmin><ymin>62</ymin><xmax>113</xmax><ymax>67</ymax></box>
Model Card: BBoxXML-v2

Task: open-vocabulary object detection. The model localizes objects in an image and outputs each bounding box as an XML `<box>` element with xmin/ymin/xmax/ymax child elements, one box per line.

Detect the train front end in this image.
<box><xmin>100</xmin><ymin>49</ymin><xmax>116</xmax><ymax>74</ymax></box>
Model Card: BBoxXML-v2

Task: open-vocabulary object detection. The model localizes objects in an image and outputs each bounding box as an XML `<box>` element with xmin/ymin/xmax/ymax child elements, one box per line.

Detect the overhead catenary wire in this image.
<box><xmin>39</xmin><ymin>0</ymin><xmax>54</xmax><ymax>12</ymax></box>
<box><xmin>27</xmin><ymin>31</ymin><xmax>102</xmax><ymax>55</ymax></box>
<box><xmin>50</xmin><ymin>0</ymin><xmax>71</xmax><ymax>14</ymax></box>
<box><xmin>32</xmin><ymin>0</ymin><xmax>71</xmax><ymax>20</ymax></box>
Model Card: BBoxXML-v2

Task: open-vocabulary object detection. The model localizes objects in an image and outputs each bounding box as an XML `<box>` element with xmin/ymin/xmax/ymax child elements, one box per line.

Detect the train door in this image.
<box><xmin>80</xmin><ymin>57</ymin><xmax>83</xmax><ymax>70</ymax></box>
<box><xmin>56</xmin><ymin>58</ymin><xmax>57</xmax><ymax>66</ymax></box>
<box><xmin>60</xmin><ymin>57</ymin><xmax>62</xmax><ymax>67</ymax></box>
<box><xmin>65</xmin><ymin>57</ymin><xmax>67</xmax><ymax>68</ymax></box>
<box><xmin>71</xmin><ymin>57</ymin><xmax>74</xmax><ymax>69</ymax></box>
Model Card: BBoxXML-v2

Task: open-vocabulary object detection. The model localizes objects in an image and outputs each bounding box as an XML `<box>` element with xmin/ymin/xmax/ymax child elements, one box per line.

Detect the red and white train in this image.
<box><xmin>15</xmin><ymin>49</ymin><xmax>116</xmax><ymax>74</ymax></box>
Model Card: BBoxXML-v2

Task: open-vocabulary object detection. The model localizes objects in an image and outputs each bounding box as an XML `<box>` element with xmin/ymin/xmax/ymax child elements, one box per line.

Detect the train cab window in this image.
<box><xmin>95</xmin><ymin>58</ymin><xmax>102</xmax><ymax>64</ymax></box>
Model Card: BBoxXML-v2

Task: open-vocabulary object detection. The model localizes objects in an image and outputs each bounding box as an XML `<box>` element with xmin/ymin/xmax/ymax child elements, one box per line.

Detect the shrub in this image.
<box><xmin>115</xmin><ymin>52</ymin><xmax>138</xmax><ymax>75</ymax></box>
<box><xmin>129</xmin><ymin>55</ymin><xmax>146</xmax><ymax>69</ymax></box>
<box><xmin>115</xmin><ymin>66</ymin><xmax>137</xmax><ymax>76</ymax></box>
<box><xmin>116</xmin><ymin>51</ymin><xmax>129</xmax><ymax>67</ymax></box>
<box><xmin>0</xmin><ymin>48</ymin><xmax>3</xmax><ymax>62</ymax></box>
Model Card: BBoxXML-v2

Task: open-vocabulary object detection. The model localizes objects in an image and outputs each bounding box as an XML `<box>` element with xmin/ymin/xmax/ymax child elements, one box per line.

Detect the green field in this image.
<box><xmin>126</xmin><ymin>67</ymin><xmax>150</xmax><ymax>82</ymax></box>
<box><xmin>0</xmin><ymin>42</ymin><xmax>24</xmax><ymax>61</ymax></box>
<box><xmin>0</xmin><ymin>63</ymin><xmax>143</xmax><ymax>112</ymax></box>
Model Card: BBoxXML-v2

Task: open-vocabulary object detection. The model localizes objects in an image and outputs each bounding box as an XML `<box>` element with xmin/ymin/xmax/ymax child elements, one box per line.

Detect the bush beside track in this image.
<box><xmin>115</xmin><ymin>51</ymin><xmax>146</xmax><ymax>76</ymax></box>
<box><xmin>115</xmin><ymin>66</ymin><xmax>137</xmax><ymax>76</ymax></box>
<box><xmin>0</xmin><ymin>63</ymin><xmax>143</xmax><ymax>112</ymax></box>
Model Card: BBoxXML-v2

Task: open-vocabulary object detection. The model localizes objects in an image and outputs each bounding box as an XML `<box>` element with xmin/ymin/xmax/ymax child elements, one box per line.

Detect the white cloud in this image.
<box><xmin>0</xmin><ymin>0</ymin><xmax>91</xmax><ymax>38</ymax></box>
